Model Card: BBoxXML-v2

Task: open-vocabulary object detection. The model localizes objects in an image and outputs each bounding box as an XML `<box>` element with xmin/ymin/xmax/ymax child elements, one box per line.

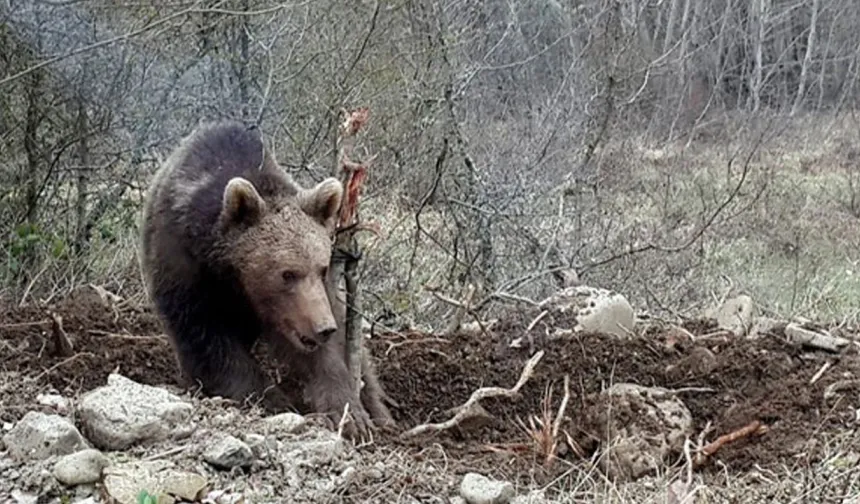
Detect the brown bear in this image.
<box><xmin>138</xmin><ymin>120</ymin><xmax>393</xmax><ymax>439</ymax></box>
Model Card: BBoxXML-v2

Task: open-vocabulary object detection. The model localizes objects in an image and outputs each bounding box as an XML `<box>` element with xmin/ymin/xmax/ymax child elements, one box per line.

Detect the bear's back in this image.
<box><xmin>143</xmin><ymin>121</ymin><xmax>297</xmax><ymax>270</ymax></box>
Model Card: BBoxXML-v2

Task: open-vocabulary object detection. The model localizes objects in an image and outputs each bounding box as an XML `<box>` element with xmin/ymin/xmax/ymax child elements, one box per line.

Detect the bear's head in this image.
<box><xmin>217</xmin><ymin>176</ymin><xmax>344</xmax><ymax>353</ymax></box>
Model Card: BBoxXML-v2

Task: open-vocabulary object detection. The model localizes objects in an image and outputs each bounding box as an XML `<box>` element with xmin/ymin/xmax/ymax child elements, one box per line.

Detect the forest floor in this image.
<box><xmin>2</xmin><ymin>290</ymin><xmax>860</xmax><ymax>503</ymax></box>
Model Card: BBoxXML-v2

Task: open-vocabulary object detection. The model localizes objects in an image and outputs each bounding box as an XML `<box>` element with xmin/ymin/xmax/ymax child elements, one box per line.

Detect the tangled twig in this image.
<box><xmin>401</xmin><ymin>350</ymin><xmax>544</xmax><ymax>439</ymax></box>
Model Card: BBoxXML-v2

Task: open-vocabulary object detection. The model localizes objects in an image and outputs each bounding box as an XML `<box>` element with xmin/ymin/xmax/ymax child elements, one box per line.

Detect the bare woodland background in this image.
<box><xmin>2</xmin><ymin>0</ymin><xmax>860</xmax><ymax>329</ymax></box>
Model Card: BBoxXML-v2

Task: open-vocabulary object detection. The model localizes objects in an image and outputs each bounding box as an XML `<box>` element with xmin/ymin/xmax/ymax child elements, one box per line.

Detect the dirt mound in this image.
<box><xmin>2</xmin><ymin>293</ymin><xmax>859</xmax><ymax>486</ymax></box>
<box><xmin>367</xmin><ymin>314</ymin><xmax>860</xmax><ymax>480</ymax></box>
<box><xmin>0</xmin><ymin>294</ymin><xmax>177</xmax><ymax>423</ymax></box>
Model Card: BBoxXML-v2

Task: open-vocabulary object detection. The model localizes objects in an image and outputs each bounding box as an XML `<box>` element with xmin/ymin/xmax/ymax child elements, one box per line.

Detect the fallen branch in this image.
<box><xmin>384</xmin><ymin>336</ymin><xmax>450</xmax><ymax>356</ymax></box>
<box><xmin>823</xmin><ymin>379</ymin><xmax>860</xmax><ymax>402</ymax></box>
<box><xmin>401</xmin><ymin>350</ymin><xmax>544</xmax><ymax>439</ymax></box>
<box><xmin>88</xmin><ymin>329</ymin><xmax>166</xmax><ymax>341</ymax></box>
<box><xmin>0</xmin><ymin>320</ymin><xmax>49</xmax><ymax>329</ymax></box>
<box><xmin>693</xmin><ymin>420</ymin><xmax>768</xmax><ymax>467</ymax></box>
<box><xmin>785</xmin><ymin>323</ymin><xmax>849</xmax><ymax>352</ymax></box>
<box><xmin>433</xmin><ymin>284</ymin><xmax>477</xmax><ymax>336</ymax></box>
<box><xmin>490</xmin><ymin>292</ymin><xmax>539</xmax><ymax>307</ymax></box>
<box><xmin>809</xmin><ymin>361</ymin><xmax>832</xmax><ymax>385</ymax></box>
<box><xmin>27</xmin><ymin>352</ymin><xmax>96</xmax><ymax>383</ymax></box>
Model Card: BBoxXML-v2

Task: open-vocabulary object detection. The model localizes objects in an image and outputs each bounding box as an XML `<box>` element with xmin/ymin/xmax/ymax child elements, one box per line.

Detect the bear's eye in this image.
<box><xmin>282</xmin><ymin>271</ymin><xmax>298</xmax><ymax>284</ymax></box>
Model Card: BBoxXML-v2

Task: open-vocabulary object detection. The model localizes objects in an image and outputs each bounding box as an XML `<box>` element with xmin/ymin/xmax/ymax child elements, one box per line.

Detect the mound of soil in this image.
<box><xmin>2</xmin><ymin>292</ymin><xmax>859</xmax><ymax>486</ymax></box>
<box><xmin>0</xmin><ymin>294</ymin><xmax>177</xmax><ymax>423</ymax></box>
<box><xmin>369</xmin><ymin>315</ymin><xmax>860</xmax><ymax>481</ymax></box>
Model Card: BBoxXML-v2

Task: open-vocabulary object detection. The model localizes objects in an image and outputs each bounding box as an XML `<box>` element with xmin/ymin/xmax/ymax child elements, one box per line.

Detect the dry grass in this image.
<box><xmin>3</xmin><ymin>114</ymin><xmax>859</xmax><ymax>331</ymax></box>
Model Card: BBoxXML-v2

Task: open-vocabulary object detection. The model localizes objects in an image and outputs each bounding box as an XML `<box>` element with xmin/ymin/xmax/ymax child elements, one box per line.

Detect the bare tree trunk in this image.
<box><xmin>791</xmin><ymin>0</ymin><xmax>819</xmax><ymax>116</ymax></box>
<box><xmin>232</xmin><ymin>0</ymin><xmax>251</xmax><ymax>120</ymax></box>
<box><xmin>23</xmin><ymin>68</ymin><xmax>42</xmax><ymax>226</ymax></box>
<box><xmin>750</xmin><ymin>0</ymin><xmax>765</xmax><ymax>112</ymax></box>
<box><xmin>667</xmin><ymin>0</ymin><xmax>693</xmax><ymax>139</ymax></box>
<box><xmin>815</xmin><ymin>9</ymin><xmax>836</xmax><ymax>112</ymax></box>
<box><xmin>73</xmin><ymin>98</ymin><xmax>90</xmax><ymax>253</ymax></box>
<box><xmin>662</xmin><ymin>0</ymin><xmax>680</xmax><ymax>55</ymax></box>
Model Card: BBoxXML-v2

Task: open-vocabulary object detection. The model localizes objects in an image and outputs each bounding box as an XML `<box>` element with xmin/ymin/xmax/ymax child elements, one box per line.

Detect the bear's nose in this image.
<box><xmin>316</xmin><ymin>327</ymin><xmax>336</xmax><ymax>343</ymax></box>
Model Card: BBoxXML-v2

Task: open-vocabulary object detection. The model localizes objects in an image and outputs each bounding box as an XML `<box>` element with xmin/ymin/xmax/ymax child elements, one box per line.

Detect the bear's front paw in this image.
<box><xmin>331</xmin><ymin>399</ymin><xmax>374</xmax><ymax>442</ymax></box>
<box><xmin>313</xmin><ymin>394</ymin><xmax>374</xmax><ymax>442</ymax></box>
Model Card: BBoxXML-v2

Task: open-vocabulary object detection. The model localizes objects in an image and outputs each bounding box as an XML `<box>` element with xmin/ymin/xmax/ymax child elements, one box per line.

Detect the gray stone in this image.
<box><xmin>261</xmin><ymin>412</ymin><xmax>307</xmax><ymax>435</ymax></box>
<box><xmin>588</xmin><ymin>383</ymin><xmax>693</xmax><ymax>481</ymax></box>
<box><xmin>511</xmin><ymin>490</ymin><xmax>550</xmax><ymax>504</ymax></box>
<box><xmin>539</xmin><ymin>285</ymin><xmax>635</xmax><ymax>339</ymax></box>
<box><xmin>36</xmin><ymin>393</ymin><xmax>71</xmax><ymax>413</ymax></box>
<box><xmin>9</xmin><ymin>490</ymin><xmax>37</xmax><ymax>504</ymax></box>
<box><xmin>785</xmin><ymin>322</ymin><xmax>850</xmax><ymax>352</ymax></box>
<box><xmin>78</xmin><ymin>373</ymin><xmax>195</xmax><ymax>450</ymax></box>
<box><xmin>53</xmin><ymin>448</ymin><xmax>111</xmax><ymax>486</ymax></box>
<box><xmin>714</xmin><ymin>295</ymin><xmax>755</xmax><ymax>336</ymax></box>
<box><xmin>2</xmin><ymin>411</ymin><xmax>87</xmax><ymax>461</ymax></box>
<box><xmin>281</xmin><ymin>430</ymin><xmax>344</xmax><ymax>467</ymax></box>
<box><xmin>459</xmin><ymin>472</ymin><xmax>515</xmax><ymax>504</ymax></box>
<box><xmin>203</xmin><ymin>435</ymin><xmax>255</xmax><ymax>469</ymax></box>
<box><xmin>102</xmin><ymin>459</ymin><xmax>209</xmax><ymax>504</ymax></box>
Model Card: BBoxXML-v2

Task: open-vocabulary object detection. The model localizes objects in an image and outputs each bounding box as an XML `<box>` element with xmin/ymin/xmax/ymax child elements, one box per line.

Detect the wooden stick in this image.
<box><xmin>693</xmin><ymin>420</ymin><xmax>768</xmax><ymax>467</ymax></box>
<box><xmin>401</xmin><ymin>350</ymin><xmax>544</xmax><ymax>439</ymax></box>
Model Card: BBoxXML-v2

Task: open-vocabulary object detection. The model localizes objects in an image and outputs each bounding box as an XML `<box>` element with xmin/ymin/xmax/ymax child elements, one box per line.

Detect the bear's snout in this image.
<box><xmin>315</xmin><ymin>326</ymin><xmax>336</xmax><ymax>343</ymax></box>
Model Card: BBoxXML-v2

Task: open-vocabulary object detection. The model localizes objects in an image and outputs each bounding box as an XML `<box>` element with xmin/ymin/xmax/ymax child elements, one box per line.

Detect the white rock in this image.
<box><xmin>749</xmin><ymin>316</ymin><xmax>783</xmax><ymax>339</ymax></box>
<box><xmin>78</xmin><ymin>373</ymin><xmax>195</xmax><ymax>450</ymax></box>
<box><xmin>103</xmin><ymin>459</ymin><xmax>208</xmax><ymax>504</ymax></box>
<box><xmin>244</xmin><ymin>433</ymin><xmax>277</xmax><ymax>459</ymax></box>
<box><xmin>539</xmin><ymin>285</ymin><xmax>635</xmax><ymax>339</ymax></box>
<box><xmin>203</xmin><ymin>435</ymin><xmax>254</xmax><ymax>469</ymax></box>
<box><xmin>511</xmin><ymin>490</ymin><xmax>550</xmax><ymax>504</ymax></box>
<box><xmin>785</xmin><ymin>323</ymin><xmax>850</xmax><ymax>352</ymax></box>
<box><xmin>2</xmin><ymin>411</ymin><xmax>87</xmax><ymax>461</ymax></box>
<box><xmin>261</xmin><ymin>412</ymin><xmax>307</xmax><ymax>435</ymax></box>
<box><xmin>36</xmin><ymin>393</ymin><xmax>71</xmax><ymax>413</ymax></box>
<box><xmin>9</xmin><ymin>490</ymin><xmax>37</xmax><ymax>504</ymax></box>
<box><xmin>53</xmin><ymin>448</ymin><xmax>111</xmax><ymax>486</ymax></box>
<box><xmin>588</xmin><ymin>383</ymin><xmax>693</xmax><ymax>481</ymax></box>
<box><xmin>714</xmin><ymin>295</ymin><xmax>755</xmax><ymax>336</ymax></box>
<box><xmin>459</xmin><ymin>472</ymin><xmax>515</xmax><ymax>504</ymax></box>
<box><xmin>281</xmin><ymin>430</ymin><xmax>344</xmax><ymax>467</ymax></box>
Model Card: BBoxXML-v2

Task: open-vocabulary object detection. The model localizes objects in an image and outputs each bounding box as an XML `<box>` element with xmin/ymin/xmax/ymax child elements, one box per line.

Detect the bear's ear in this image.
<box><xmin>221</xmin><ymin>177</ymin><xmax>266</xmax><ymax>228</ymax></box>
<box><xmin>298</xmin><ymin>177</ymin><xmax>343</xmax><ymax>232</ymax></box>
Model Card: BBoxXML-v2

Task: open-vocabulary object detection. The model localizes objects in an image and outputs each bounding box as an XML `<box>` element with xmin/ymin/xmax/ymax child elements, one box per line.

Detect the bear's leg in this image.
<box><xmin>157</xmin><ymin>294</ymin><xmax>290</xmax><ymax>411</ymax></box>
<box><xmin>359</xmin><ymin>347</ymin><xmax>396</xmax><ymax>428</ymax></box>
<box><xmin>176</xmin><ymin>328</ymin><xmax>293</xmax><ymax>411</ymax></box>
<box><xmin>301</xmin><ymin>342</ymin><xmax>373</xmax><ymax>440</ymax></box>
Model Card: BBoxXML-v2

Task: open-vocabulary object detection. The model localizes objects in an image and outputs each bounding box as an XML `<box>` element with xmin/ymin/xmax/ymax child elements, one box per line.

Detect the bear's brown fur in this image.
<box><xmin>139</xmin><ymin>121</ymin><xmax>391</xmax><ymax>438</ymax></box>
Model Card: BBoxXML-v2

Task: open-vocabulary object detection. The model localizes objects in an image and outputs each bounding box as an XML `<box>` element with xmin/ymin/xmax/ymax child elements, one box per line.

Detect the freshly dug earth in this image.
<box><xmin>2</xmin><ymin>292</ymin><xmax>859</xmax><ymax>487</ymax></box>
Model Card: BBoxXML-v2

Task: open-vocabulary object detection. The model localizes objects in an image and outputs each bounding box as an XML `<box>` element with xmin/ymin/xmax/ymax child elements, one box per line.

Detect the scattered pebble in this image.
<box><xmin>9</xmin><ymin>490</ymin><xmax>37</xmax><ymax>504</ymax></box>
<box><xmin>714</xmin><ymin>295</ymin><xmax>755</xmax><ymax>336</ymax></box>
<box><xmin>2</xmin><ymin>411</ymin><xmax>88</xmax><ymax>461</ymax></box>
<box><xmin>281</xmin><ymin>430</ymin><xmax>344</xmax><ymax>468</ymax></box>
<box><xmin>35</xmin><ymin>393</ymin><xmax>71</xmax><ymax>413</ymax></box>
<box><xmin>203</xmin><ymin>435</ymin><xmax>255</xmax><ymax>470</ymax></box>
<box><xmin>261</xmin><ymin>412</ymin><xmax>307</xmax><ymax>435</ymax></box>
<box><xmin>459</xmin><ymin>472</ymin><xmax>515</xmax><ymax>504</ymax></box>
<box><xmin>53</xmin><ymin>448</ymin><xmax>111</xmax><ymax>486</ymax></box>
